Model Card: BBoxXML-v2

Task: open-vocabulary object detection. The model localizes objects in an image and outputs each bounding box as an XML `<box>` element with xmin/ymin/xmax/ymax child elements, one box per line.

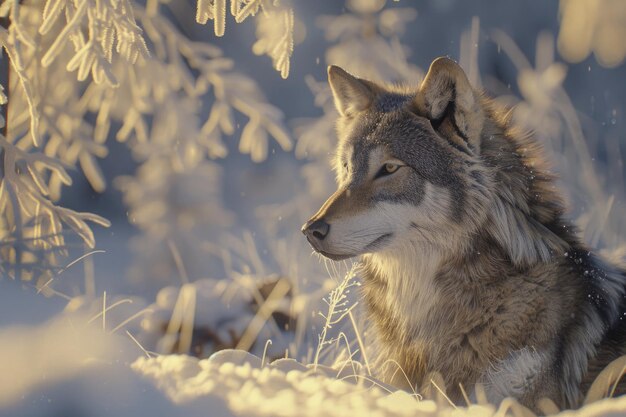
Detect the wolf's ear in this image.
<box><xmin>328</xmin><ymin>66</ymin><xmax>376</xmax><ymax>117</ymax></box>
<box><xmin>414</xmin><ymin>57</ymin><xmax>483</xmax><ymax>153</ymax></box>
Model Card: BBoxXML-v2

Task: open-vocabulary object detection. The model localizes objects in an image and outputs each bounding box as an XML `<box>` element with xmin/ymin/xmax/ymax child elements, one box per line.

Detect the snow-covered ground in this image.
<box><xmin>2</xmin><ymin>282</ymin><xmax>626</xmax><ymax>417</ymax></box>
<box><xmin>4</xmin><ymin>326</ymin><xmax>626</xmax><ymax>417</ymax></box>
<box><xmin>133</xmin><ymin>353</ymin><xmax>626</xmax><ymax>417</ymax></box>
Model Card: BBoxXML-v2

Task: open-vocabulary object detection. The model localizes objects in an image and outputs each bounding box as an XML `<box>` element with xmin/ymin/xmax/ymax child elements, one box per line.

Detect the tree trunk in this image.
<box><xmin>0</xmin><ymin>16</ymin><xmax>8</xmax><ymax>138</ymax></box>
<box><xmin>0</xmin><ymin>15</ymin><xmax>9</xmax><ymax>180</ymax></box>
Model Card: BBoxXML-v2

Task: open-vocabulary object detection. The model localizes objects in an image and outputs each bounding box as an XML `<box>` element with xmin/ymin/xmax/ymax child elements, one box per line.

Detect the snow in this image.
<box><xmin>0</xmin><ymin>290</ymin><xmax>173</xmax><ymax>417</ymax></box>
<box><xmin>132</xmin><ymin>351</ymin><xmax>432</xmax><ymax>417</ymax></box>
<box><xmin>1</xmin><ymin>286</ymin><xmax>626</xmax><ymax>417</ymax></box>
<box><xmin>132</xmin><ymin>351</ymin><xmax>626</xmax><ymax>417</ymax></box>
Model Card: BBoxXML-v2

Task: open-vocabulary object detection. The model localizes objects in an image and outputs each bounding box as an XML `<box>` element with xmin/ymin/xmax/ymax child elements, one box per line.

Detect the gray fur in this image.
<box><xmin>302</xmin><ymin>57</ymin><xmax>626</xmax><ymax>410</ymax></box>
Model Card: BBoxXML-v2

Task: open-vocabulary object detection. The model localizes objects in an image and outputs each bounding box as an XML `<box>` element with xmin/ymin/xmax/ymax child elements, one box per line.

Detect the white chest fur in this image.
<box><xmin>364</xmin><ymin>242</ymin><xmax>442</xmax><ymax>339</ymax></box>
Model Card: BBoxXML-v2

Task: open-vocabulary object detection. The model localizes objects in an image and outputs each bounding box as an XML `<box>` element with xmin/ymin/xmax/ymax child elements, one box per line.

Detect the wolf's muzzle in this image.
<box><xmin>301</xmin><ymin>218</ymin><xmax>356</xmax><ymax>261</ymax></box>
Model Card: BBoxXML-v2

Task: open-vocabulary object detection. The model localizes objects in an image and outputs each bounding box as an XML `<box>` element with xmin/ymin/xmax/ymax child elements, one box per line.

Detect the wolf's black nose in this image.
<box><xmin>301</xmin><ymin>219</ymin><xmax>330</xmax><ymax>240</ymax></box>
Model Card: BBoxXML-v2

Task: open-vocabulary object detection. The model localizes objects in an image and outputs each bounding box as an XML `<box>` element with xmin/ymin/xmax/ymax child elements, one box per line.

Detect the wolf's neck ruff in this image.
<box><xmin>360</xmin><ymin>244</ymin><xmax>442</xmax><ymax>391</ymax></box>
<box><xmin>363</xmin><ymin>242</ymin><xmax>442</xmax><ymax>337</ymax></box>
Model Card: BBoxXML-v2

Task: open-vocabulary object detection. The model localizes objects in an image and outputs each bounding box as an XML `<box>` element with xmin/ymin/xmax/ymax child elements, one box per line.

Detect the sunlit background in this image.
<box><xmin>1</xmin><ymin>0</ymin><xmax>626</xmax><ymax>416</ymax></box>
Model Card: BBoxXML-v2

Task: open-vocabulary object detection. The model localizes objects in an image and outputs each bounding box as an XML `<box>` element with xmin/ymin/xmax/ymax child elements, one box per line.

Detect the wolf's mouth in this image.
<box><xmin>305</xmin><ymin>235</ymin><xmax>355</xmax><ymax>261</ymax></box>
<box><xmin>307</xmin><ymin>233</ymin><xmax>393</xmax><ymax>261</ymax></box>
<box><xmin>316</xmin><ymin>250</ymin><xmax>355</xmax><ymax>261</ymax></box>
<box><xmin>363</xmin><ymin>233</ymin><xmax>393</xmax><ymax>251</ymax></box>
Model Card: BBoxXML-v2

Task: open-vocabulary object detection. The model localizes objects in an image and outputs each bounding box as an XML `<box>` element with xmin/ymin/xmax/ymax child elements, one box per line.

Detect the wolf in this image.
<box><xmin>301</xmin><ymin>57</ymin><xmax>626</xmax><ymax>410</ymax></box>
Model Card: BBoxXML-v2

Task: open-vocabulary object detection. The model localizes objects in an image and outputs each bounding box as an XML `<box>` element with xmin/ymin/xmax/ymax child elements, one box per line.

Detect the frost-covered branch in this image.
<box><xmin>0</xmin><ymin>134</ymin><xmax>110</xmax><ymax>284</ymax></box>
<box><xmin>195</xmin><ymin>0</ymin><xmax>295</xmax><ymax>78</ymax></box>
<box><xmin>252</xmin><ymin>7</ymin><xmax>293</xmax><ymax>79</ymax></box>
<box><xmin>0</xmin><ymin>0</ymin><xmax>292</xmax><ymax>288</ymax></box>
<box><xmin>0</xmin><ymin>2</ymin><xmax>40</xmax><ymax>146</ymax></box>
<box><xmin>98</xmin><ymin>5</ymin><xmax>292</xmax><ymax>162</ymax></box>
<box><xmin>0</xmin><ymin>2</ymin><xmax>109</xmax><ymax>285</ymax></box>
<box><xmin>40</xmin><ymin>0</ymin><xmax>149</xmax><ymax>85</ymax></box>
<box><xmin>106</xmin><ymin>5</ymin><xmax>291</xmax><ymax>284</ymax></box>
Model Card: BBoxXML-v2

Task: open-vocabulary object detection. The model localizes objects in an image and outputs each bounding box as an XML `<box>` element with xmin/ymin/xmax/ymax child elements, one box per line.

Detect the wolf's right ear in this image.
<box><xmin>414</xmin><ymin>57</ymin><xmax>483</xmax><ymax>153</ymax></box>
<box><xmin>328</xmin><ymin>66</ymin><xmax>376</xmax><ymax>117</ymax></box>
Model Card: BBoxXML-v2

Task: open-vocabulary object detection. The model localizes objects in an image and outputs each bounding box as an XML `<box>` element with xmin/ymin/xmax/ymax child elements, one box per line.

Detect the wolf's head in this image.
<box><xmin>302</xmin><ymin>57</ymin><xmax>566</xmax><ymax>264</ymax></box>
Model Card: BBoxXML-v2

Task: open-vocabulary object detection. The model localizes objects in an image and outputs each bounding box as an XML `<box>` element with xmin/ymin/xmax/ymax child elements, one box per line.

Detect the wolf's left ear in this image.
<box><xmin>328</xmin><ymin>66</ymin><xmax>377</xmax><ymax>117</ymax></box>
<box><xmin>414</xmin><ymin>57</ymin><xmax>484</xmax><ymax>153</ymax></box>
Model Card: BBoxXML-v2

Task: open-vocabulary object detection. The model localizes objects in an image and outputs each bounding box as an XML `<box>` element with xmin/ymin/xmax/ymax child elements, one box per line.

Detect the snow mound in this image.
<box><xmin>133</xmin><ymin>349</ymin><xmax>626</xmax><ymax>417</ymax></box>
<box><xmin>133</xmin><ymin>349</ymin><xmax>472</xmax><ymax>417</ymax></box>
<box><xmin>0</xmin><ymin>307</ymin><xmax>177</xmax><ymax>417</ymax></box>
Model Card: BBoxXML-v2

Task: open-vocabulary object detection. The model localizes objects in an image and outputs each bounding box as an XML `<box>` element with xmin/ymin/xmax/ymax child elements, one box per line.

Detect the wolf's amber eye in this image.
<box><xmin>385</xmin><ymin>163</ymin><xmax>399</xmax><ymax>173</ymax></box>
<box><xmin>375</xmin><ymin>162</ymin><xmax>400</xmax><ymax>179</ymax></box>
